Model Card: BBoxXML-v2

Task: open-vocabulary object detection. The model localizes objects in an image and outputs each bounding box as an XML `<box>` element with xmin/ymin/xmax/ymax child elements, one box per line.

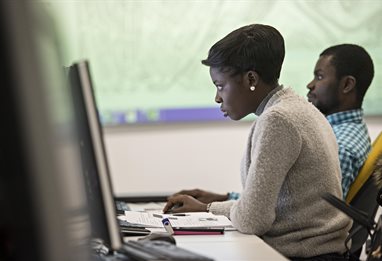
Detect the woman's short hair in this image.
<box><xmin>201</xmin><ymin>24</ymin><xmax>285</xmax><ymax>85</ymax></box>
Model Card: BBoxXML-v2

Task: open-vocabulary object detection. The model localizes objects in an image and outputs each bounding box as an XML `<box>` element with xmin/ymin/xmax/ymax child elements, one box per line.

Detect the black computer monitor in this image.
<box><xmin>0</xmin><ymin>2</ymin><xmax>91</xmax><ymax>261</ymax></box>
<box><xmin>67</xmin><ymin>61</ymin><xmax>123</xmax><ymax>251</ymax></box>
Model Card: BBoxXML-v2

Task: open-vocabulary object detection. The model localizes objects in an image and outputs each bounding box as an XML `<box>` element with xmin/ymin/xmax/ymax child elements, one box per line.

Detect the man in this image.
<box><xmin>307</xmin><ymin>44</ymin><xmax>374</xmax><ymax>198</ymax></box>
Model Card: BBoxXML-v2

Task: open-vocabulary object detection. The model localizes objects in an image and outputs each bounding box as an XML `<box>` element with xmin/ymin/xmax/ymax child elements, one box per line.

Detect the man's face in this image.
<box><xmin>307</xmin><ymin>55</ymin><xmax>341</xmax><ymax>115</ymax></box>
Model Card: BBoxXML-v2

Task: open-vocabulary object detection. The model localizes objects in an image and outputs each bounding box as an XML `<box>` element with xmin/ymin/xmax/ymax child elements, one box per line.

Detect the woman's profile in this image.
<box><xmin>163</xmin><ymin>24</ymin><xmax>352</xmax><ymax>260</ymax></box>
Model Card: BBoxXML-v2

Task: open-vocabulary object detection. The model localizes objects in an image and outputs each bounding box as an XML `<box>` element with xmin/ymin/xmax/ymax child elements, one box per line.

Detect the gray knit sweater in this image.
<box><xmin>209</xmin><ymin>88</ymin><xmax>352</xmax><ymax>258</ymax></box>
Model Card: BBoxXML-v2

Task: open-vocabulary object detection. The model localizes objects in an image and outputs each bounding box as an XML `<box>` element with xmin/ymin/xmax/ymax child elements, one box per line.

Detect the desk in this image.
<box><xmin>174</xmin><ymin>231</ymin><xmax>287</xmax><ymax>260</ymax></box>
<box><xmin>124</xmin><ymin>229</ymin><xmax>287</xmax><ymax>260</ymax></box>
<box><xmin>124</xmin><ymin>202</ymin><xmax>287</xmax><ymax>260</ymax></box>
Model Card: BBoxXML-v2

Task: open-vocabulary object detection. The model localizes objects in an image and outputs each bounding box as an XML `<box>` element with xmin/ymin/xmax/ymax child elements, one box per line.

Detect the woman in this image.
<box><xmin>163</xmin><ymin>24</ymin><xmax>352</xmax><ymax>260</ymax></box>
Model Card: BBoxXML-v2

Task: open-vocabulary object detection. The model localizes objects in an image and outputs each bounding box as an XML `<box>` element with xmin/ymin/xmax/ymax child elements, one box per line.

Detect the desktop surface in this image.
<box><xmin>174</xmin><ymin>231</ymin><xmax>287</xmax><ymax>260</ymax></box>
<box><xmin>121</xmin><ymin>202</ymin><xmax>287</xmax><ymax>260</ymax></box>
<box><xmin>123</xmin><ymin>229</ymin><xmax>287</xmax><ymax>260</ymax></box>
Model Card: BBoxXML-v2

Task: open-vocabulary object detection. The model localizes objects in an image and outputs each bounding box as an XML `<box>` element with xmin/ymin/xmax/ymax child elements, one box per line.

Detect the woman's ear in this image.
<box><xmin>247</xmin><ymin>71</ymin><xmax>259</xmax><ymax>87</ymax></box>
<box><xmin>341</xmin><ymin>75</ymin><xmax>356</xmax><ymax>94</ymax></box>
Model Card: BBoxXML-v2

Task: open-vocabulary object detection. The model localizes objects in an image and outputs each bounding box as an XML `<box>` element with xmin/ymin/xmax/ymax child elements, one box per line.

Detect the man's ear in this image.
<box><xmin>341</xmin><ymin>76</ymin><xmax>356</xmax><ymax>94</ymax></box>
<box><xmin>247</xmin><ymin>71</ymin><xmax>259</xmax><ymax>87</ymax></box>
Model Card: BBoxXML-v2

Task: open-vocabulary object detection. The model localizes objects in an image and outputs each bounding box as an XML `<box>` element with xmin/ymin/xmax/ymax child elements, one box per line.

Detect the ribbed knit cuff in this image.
<box><xmin>209</xmin><ymin>201</ymin><xmax>235</xmax><ymax>218</ymax></box>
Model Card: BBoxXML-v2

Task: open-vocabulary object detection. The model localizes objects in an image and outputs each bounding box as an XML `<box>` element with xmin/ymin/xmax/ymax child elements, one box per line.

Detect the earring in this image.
<box><xmin>250</xmin><ymin>86</ymin><xmax>256</xmax><ymax>91</ymax></box>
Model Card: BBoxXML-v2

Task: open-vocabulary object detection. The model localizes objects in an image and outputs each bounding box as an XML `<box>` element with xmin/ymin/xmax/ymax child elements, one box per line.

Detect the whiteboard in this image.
<box><xmin>44</xmin><ymin>0</ymin><xmax>382</xmax><ymax>124</ymax></box>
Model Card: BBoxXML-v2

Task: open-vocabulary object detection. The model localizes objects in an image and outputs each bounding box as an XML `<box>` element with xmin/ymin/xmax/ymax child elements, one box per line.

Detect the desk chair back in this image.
<box><xmin>345</xmin><ymin>132</ymin><xmax>382</xmax><ymax>256</ymax></box>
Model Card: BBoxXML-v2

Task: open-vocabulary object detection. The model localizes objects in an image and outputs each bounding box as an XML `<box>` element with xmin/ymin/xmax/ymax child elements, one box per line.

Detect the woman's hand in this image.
<box><xmin>163</xmin><ymin>194</ymin><xmax>207</xmax><ymax>213</ymax></box>
<box><xmin>172</xmin><ymin>189</ymin><xmax>228</xmax><ymax>204</ymax></box>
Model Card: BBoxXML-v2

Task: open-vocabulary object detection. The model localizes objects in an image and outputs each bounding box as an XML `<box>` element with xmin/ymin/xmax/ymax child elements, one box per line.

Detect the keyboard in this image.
<box><xmin>120</xmin><ymin>240</ymin><xmax>214</xmax><ymax>261</ymax></box>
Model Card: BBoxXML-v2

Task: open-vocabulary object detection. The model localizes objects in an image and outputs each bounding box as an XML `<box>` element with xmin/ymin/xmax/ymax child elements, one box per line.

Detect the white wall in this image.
<box><xmin>104</xmin><ymin>117</ymin><xmax>382</xmax><ymax>197</ymax></box>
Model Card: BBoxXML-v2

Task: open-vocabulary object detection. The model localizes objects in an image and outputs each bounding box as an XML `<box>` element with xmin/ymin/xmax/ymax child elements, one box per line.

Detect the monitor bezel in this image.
<box><xmin>70</xmin><ymin>60</ymin><xmax>122</xmax><ymax>250</ymax></box>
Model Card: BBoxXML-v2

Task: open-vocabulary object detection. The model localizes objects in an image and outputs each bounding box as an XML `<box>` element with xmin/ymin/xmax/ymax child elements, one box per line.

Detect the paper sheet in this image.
<box><xmin>119</xmin><ymin>211</ymin><xmax>233</xmax><ymax>229</ymax></box>
<box><xmin>126</xmin><ymin>202</ymin><xmax>166</xmax><ymax>213</ymax></box>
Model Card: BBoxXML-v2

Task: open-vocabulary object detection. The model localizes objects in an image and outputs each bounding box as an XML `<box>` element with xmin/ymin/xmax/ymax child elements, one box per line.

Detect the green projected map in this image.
<box><xmin>44</xmin><ymin>0</ymin><xmax>382</xmax><ymax>124</ymax></box>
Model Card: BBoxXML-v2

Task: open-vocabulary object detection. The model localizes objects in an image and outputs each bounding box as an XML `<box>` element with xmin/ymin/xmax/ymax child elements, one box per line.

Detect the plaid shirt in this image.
<box><xmin>327</xmin><ymin>109</ymin><xmax>371</xmax><ymax>198</ymax></box>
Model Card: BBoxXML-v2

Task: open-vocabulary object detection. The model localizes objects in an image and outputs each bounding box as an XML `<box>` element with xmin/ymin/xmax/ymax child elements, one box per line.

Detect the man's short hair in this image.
<box><xmin>201</xmin><ymin>24</ymin><xmax>285</xmax><ymax>85</ymax></box>
<box><xmin>320</xmin><ymin>44</ymin><xmax>374</xmax><ymax>103</ymax></box>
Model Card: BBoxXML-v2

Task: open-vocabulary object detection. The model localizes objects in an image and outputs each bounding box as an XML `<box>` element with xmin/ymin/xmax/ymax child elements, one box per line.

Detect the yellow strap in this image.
<box><xmin>346</xmin><ymin>132</ymin><xmax>382</xmax><ymax>204</ymax></box>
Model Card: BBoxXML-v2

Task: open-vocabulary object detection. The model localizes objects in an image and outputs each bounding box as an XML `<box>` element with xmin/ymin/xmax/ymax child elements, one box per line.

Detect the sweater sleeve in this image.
<box><xmin>229</xmin><ymin>111</ymin><xmax>302</xmax><ymax>235</ymax></box>
<box><xmin>208</xmin><ymin>200</ymin><xmax>235</xmax><ymax>218</ymax></box>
